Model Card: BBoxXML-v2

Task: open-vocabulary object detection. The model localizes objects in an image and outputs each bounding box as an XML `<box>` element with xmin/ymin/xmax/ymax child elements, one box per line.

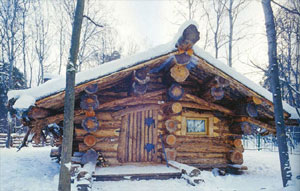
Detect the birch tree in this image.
<box><xmin>58</xmin><ymin>0</ymin><xmax>84</xmax><ymax>190</ymax></box>
<box><xmin>202</xmin><ymin>0</ymin><xmax>228</xmax><ymax>59</ymax></box>
<box><xmin>262</xmin><ymin>0</ymin><xmax>292</xmax><ymax>187</ymax></box>
<box><xmin>226</xmin><ymin>0</ymin><xmax>248</xmax><ymax>67</ymax></box>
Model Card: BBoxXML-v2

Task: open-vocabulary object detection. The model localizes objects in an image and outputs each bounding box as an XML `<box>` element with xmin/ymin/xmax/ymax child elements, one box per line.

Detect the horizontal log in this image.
<box><xmin>98</xmin><ymin>90</ymin><xmax>165</xmax><ymax>109</ymax></box>
<box><xmin>74</xmin><ymin>112</ymin><xmax>115</xmax><ymax>124</ymax></box>
<box><xmin>180</xmin><ymin>101</ymin><xmax>212</xmax><ymax>110</ymax></box>
<box><xmin>75</xmin><ymin>128</ymin><xmax>120</xmax><ymax>138</ymax></box>
<box><xmin>176</xmin><ymin>152</ymin><xmax>225</xmax><ymax>158</ymax></box>
<box><xmin>184</xmin><ymin>93</ymin><xmax>233</xmax><ymax>115</ymax></box>
<box><xmin>28</xmin><ymin>107</ymin><xmax>51</xmax><ymax>119</ymax></box>
<box><xmin>78</xmin><ymin>142</ymin><xmax>118</xmax><ymax>152</ymax></box>
<box><xmin>76</xmin><ymin>136</ymin><xmax>119</xmax><ymax>143</ymax></box>
<box><xmin>176</xmin><ymin>144</ymin><xmax>230</xmax><ymax>153</ymax></box>
<box><xmin>176</xmin><ymin>136</ymin><xmax>226</xmax><ymax>145</ymax></box>
<box><xmin>176</xmin><ymin>157</ymin><xmax>227</xmax><ymax>165</ymax></box>
<box><xmin>101</xmin><ymin>151</ymin><xmax>117</xmax><ymax>158</ymax></box>
<box><xmin>235</xmin><ymin>117</ymin><xmax>275</xmax><ymax>133</ymax></box>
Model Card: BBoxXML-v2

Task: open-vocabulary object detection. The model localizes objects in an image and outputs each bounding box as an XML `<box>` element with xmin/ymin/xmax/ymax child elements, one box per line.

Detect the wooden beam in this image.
<box><xmin>235</xmin><ymin>116</ymin><xmax>275</xmax><ymax>133</ymax></box>
<box><xmin>184</xmin><ymin>93</ymin><xmax>233</xmax><ymax>115</ymax></box>
<box><xmin>27</xmin><ymin>107</ymin><xmax>51</xmax><ymax>120</ymax></box>
<box><xmin>98</xmin><ymin>90</ymin><xmax>164</xmax><ymax>110</ymax></box>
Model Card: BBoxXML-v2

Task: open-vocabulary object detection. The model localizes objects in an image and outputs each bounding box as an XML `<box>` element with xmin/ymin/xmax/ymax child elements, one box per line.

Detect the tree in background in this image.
<box><xmin>261</xmin><ymin>0</ymin><xmax>292</xmax><ymax>187</ymax></box>
<box><xmin>58</xmin><ymin>0</ymin><xmax>84</xmax><ymax>190</ymax></box>
<box><xmin>225</xmin><ymin>0</ymin><xmax>248</xmax><ymax>67</ymax></box>
<box><xmin>0</xmin><ymin>0</ymin><xmax>28</xmax><ymax>148</ymax></box>
<box><xmin>262</xmin><ymin>0</ymin><xmax>300</xmax><ymax>116</ymax></box>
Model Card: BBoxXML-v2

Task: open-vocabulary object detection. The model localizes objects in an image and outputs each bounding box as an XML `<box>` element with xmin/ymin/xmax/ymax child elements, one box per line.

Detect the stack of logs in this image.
<box><xmin>132</xmin><ymin>68</ymin><xmax>150</xmax><ymax>95</ymax></box>
<box><xmin>162</xmin><ymin>102</ymin><xmax>183</xmax><ymax>161</ymax></box>
<box><xmin>80</xmin><ymin>84</ymin><xmax>100</xmax><ymax>150</ymax></box>
<box><xmin>226</xmin><ymin>138</ymin><xmax>244</xmax><ymax>165</ymax></box>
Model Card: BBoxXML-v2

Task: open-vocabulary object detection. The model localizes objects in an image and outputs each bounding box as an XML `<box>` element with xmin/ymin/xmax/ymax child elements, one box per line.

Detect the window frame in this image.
<box><xmin>186</xmin><ymin>117</ymin><xmax>208</xmax><ymax>135</ymax></box>
<box><xmin>181</xmin><ymin>112</ymin><xmax>214</xmax><ymax>137</ymax></box>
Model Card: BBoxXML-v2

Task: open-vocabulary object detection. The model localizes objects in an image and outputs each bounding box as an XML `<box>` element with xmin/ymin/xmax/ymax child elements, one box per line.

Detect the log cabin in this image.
<box><xmin>8</xmin><ymin>21</ymin><xmax>299</xmax><ymax>170</ymax></box>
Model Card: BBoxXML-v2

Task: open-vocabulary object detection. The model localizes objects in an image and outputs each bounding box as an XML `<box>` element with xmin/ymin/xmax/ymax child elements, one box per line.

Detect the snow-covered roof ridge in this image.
<box><xmin>8</xmin><ymin>21</ymin><xmax>299</xmax><ymax>119</ymax></box>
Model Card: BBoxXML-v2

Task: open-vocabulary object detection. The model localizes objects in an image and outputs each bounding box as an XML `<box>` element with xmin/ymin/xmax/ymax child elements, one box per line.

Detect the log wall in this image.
<box><xmin>36</xmin><ymin>68</ymin><xmax>244</xmax><ymax>168</ymax></box>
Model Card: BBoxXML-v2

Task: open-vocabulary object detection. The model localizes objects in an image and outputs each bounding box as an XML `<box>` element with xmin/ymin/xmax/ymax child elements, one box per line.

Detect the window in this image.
<box><xmin>186</xmin><ymin>118</ymin><xmax>208</xmax><ymax>135</ymax></box>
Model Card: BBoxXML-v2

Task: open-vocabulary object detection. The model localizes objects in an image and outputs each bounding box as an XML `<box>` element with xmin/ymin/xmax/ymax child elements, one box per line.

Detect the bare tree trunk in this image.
<box><xmin>262</xmin><ymin>0</ymin><xmax>292</xmax><ymax>187</ymax></box>
<box><xmin>58</xmin><ymin>0</ymin><xmax>84</xmax><ymax>191</ymax></box>
<box><xmin>228</xmin><ymin>0</ymin><xmax>233</xmax><ymax>67</ymax></box>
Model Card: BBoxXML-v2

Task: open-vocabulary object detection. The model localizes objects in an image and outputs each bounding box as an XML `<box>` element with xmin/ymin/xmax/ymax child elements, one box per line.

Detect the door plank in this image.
<box><xmin>141</xmin><ymin>111</ymin><xmax>145</xmax><ymax>162</ymax></box>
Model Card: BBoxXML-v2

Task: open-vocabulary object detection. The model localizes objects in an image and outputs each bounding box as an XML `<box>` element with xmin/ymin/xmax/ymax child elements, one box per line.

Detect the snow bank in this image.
<box><xmin>0</xmin><ymin>146</ymin><xmax>299</xmax><ymax>191</ymax></box>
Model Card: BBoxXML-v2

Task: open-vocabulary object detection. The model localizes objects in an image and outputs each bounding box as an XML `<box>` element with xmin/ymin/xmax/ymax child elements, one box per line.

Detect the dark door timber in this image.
<box><xmin>117</xmin><ymin>105</ymin><xmax>159</xmax><ymax>163</ymax></box>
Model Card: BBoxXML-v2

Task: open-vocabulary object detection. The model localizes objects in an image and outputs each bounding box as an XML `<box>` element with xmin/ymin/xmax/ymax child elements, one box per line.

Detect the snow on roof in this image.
<box><xmin>7</xmin><ymin>42</ymin><xmax>176</xmax><ymax>110</ymax></box>
<box><xmin>8</xmin><ymin>21</ymin><xmax>299</xmax><ymax>119</ymax></box>
<box><xmin>192</xmin><ymin>47</ymin><xmax>299</xmax><ymax>119</ymax></box>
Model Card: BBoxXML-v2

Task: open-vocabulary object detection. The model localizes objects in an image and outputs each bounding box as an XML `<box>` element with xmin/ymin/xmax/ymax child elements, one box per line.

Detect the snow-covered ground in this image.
<box><xmin>0</xmin><ymin>146</ymin><xmax>299</xmax><ymax>191</ymax></box>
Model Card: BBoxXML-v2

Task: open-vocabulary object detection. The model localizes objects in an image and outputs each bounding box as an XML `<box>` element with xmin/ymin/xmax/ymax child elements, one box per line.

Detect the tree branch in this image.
<box><xmin>83</xmin><ymin>15</ymin><xmax>103</xmax><ymax>28</ymax></box>
<box><xmin>271</xmin><ymin>0</ymin><xmax>300</xmax><ymax>16</ymax></box>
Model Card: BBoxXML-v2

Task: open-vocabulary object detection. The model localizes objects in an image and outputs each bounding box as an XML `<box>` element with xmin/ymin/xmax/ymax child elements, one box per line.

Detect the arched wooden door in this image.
<box><xmin>117</xmin><ymin>105</ymin><xmax>159</xmax><ymax>163</ymax></box>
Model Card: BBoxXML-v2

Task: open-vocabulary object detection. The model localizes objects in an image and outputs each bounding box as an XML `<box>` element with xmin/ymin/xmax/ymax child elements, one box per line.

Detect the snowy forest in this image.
<box><xmin>0</xmin><ymin>0</ymin><xmax>300</xmax><ymax>191</ymax></box>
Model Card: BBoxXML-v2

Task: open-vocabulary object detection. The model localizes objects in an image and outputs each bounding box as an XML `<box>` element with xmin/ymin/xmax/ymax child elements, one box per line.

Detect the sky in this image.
<box><xmin>21</xmin><ymin>0</ymin><xmax>270</xmax><ymax>86</ymax></box>
<box><xmin>106</xmin><ymin>0</ymin><xmax>269</xmax><ymax>84</ymax></box>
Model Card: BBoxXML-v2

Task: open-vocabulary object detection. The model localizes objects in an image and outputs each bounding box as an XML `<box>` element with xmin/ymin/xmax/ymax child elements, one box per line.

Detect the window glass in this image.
<box><xmin>186</xmin><ymin>118</ymin><xmax>207</xmax><ymax>134</ymax></box>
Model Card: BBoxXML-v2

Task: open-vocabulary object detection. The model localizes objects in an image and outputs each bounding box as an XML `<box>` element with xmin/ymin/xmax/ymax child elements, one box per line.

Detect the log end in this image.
<box><xmin>166</xmin><ymin>134</ymin><xmax>177</xmax><ymax>146</ymax></box>
<box><xmin>170</xmin><ymin>64</ymin><xmax>190</xmax><ymax>82</ymax></box>
<box><xmin>84</xmin><ymin>134</ymin><xmax>97</xmax><ymax>147</ymax></box>
<box><xmin>171</xmin><ymin>102</ymin><xmax>183</xmax><ymax>114</ymax></box>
